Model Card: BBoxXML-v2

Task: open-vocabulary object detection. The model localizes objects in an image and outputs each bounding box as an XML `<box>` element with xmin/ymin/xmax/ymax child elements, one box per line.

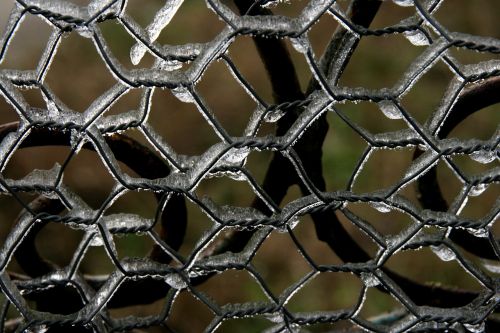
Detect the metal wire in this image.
<box><xmin>0</xmin><ymin>0</ymin><xmax>499</xmax><ymax>332</ymax></box>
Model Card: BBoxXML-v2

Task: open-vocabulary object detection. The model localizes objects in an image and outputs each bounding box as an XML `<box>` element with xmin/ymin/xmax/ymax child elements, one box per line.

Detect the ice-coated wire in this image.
<box><xmin>0</xmin><ymin>0</ymin><xmax>499</xmax><ymax>332</ymax></box>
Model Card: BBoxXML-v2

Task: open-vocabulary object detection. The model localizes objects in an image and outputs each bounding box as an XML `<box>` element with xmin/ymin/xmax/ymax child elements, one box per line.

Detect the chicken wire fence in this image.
<box><xmin>0</xmin><ymin>0</ymin><xmax>499</xmax><ymax>332</ymax></box>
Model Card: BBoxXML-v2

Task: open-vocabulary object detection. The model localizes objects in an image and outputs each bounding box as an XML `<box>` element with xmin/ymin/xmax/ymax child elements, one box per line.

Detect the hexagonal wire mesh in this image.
<box><xmin>0</xmin><ymin>0</ymin><xmax>499</xmax><ymax>332</ymax></box>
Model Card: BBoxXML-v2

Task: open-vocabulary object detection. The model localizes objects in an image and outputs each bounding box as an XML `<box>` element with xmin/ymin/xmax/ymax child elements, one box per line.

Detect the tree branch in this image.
<box><xmin>416</xmin><ymin>76</ymin><xmax>500</xmax><ymax>260</ymax></box>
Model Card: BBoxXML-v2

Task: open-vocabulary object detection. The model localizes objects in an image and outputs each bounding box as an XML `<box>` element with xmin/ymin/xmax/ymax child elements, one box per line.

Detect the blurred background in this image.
<box><xmin>0</xmin><ymin>0</ymin><xmax>499</xmax><ymax>331</ymax></box>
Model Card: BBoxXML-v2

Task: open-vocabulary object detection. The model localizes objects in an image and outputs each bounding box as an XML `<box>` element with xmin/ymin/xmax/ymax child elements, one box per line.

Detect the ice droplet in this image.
<box><xmin>264</xmin><ymin>109</ymin><xmax>285</xmax><ymax>122</ymax></box>
<box><xmin>165</xmin><ymin>274</ymin><xmax>187</xmax><ymax>290</ymax></box>
<box><xmin>87</xmin><ymin>0</ymin><xmax>102</xmax><ymax>16</ymax></box>
<box><xmin>46</xmin><ymin>99</ymin><xmax>59</xmax><ymax>117</ymax></box>
<box><xmin>130</xmin><ymin>45</ymin><xmax>143</xmax><ymax>66</ymax></box>
<box><xmin>264</xmin><ymin>312</ymin><xmax>283</xmax><ymax>323</ymax></box>
<box><xmin>370</xmin><ymin>201</ymin><xmax>391</xmax><ymax>213</ymax></box>
<box><xmin>431</xmin><ymin>245</ymin><xmax>456</xmax><ymax>262</ymax></box>
<box><xmin>361</xmin><ymin>272</ymin><xmax>380</xmax><ymax>287</ymax></box>
<box><xmin>90</xmin><ymin>233</ymin><xmax>104</xmax><ymax>247</ymax></box>
<box><xmin>88</xmin><ymin>0</ymin><xmax>116</xmax><ymax>16</ymax></box>
<box><xmin>75</xmin><ymin>26</ymin><xmax>93</xmax><ymax>39</ymax></box>
<box><xmin>171</xmin><ymin>86</ymin><xmax>195</xmax><ymax>103</ymax></box>
<box><xmin>378</xmin><ymin>100</ymin><xmax>403</xmax><ymax>119</ymax></box>
<box><xmin>469</xmin><ymin>183</ymin><xmax>488</xmax><ymax>197</ymax></box>
<box><xmin>467</xmin><ymin>228</ymin><xmax>488</xmax><ymax>238</ymax></box>
<box><xmin>392</xmin><ymin>0</ymin><xmax>413</xmax><ymax>7</ymax></box>
<box><xmin>225</xmin><ymin>170</ymin><xmax>246</xmax><ymax>181</ymax></box>
<box><xmin>290</xmin><ymin>36</ymin><xmax>309</xmax><ymax>54</ymax></box>
<box><xmin>470</xmin><ymin>150</ymin><xmax>496</xmax><ymax>164</ymax></box>
<box><xmin>404</xmin><ymin>30</ymin><xmax>430</xmax><ymax>46</ymax></box>
<box><xmin>222</xmin><ymin>147</ymin><xmax>249</xmax><ymax>165</ymax></box>
<box><xmin>288</xmin><ymin>216</ymin><xmax>300</xmax><ymax>230</ymax></box>
<box><xmin>482</xmin><ymin>260</ymin><xmax>500</xmax><ymax>273</ymax></box>
<box><xmin>276</xmin><ymin>216</ymin><xmax>299</xmax><ymax>232</ymax></box>
<box><xmin>27</xmin><ymin>325</ymin><xmax>48</xmax><ymax>333</ymax></box>
<box><xmin>157</xmin><ymin>59</ymin><xmax>183</xmax><ymax>71</ymax></box>
<box><xmin>43</xmin><ymin>191</ymin><xmax>59</xmax><ymax>200</ymax></box>
<box><xmin>70</xmin><ymin>129</ymin><xmax>84</xmax><ymax>149</ymax></box>
<box><xmin>261</xmin><ymin>0</ymin><xmax>281</xmax><ymax>9</ymax></box>
<box><xmin>51</xmin><ymin>270</ymin><xmax>67</xmax><ymax>281</ymax></box>
<box><xmin>418</xmin><ymin>144</ymin><xmax>429</xmax><ymax>151</ymax></box>
<box><xmin>464</xmin><ymin>322</ymin><xmax>485</xmax><ymax>333</ymax></box>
